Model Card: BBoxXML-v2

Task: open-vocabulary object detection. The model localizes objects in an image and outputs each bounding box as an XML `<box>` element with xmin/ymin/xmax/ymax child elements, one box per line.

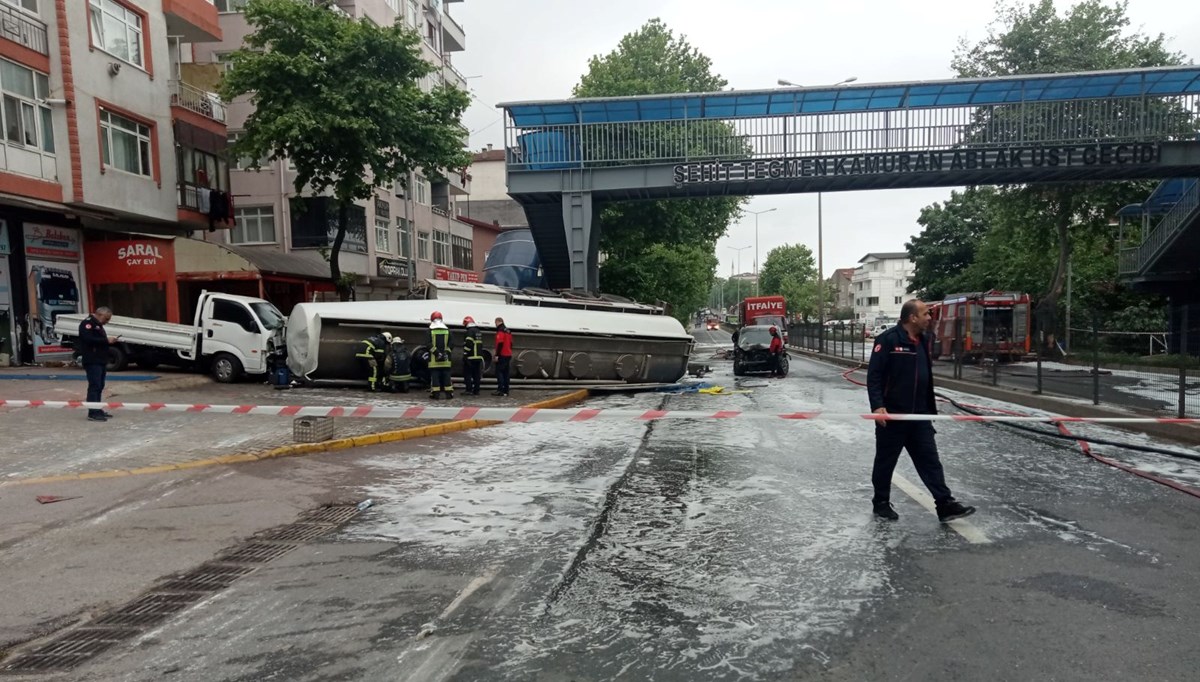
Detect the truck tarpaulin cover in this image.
<box><xmin>285</xmin><ymin>300</ymin><xmax>691</xmax><ymax>379</ymax></box>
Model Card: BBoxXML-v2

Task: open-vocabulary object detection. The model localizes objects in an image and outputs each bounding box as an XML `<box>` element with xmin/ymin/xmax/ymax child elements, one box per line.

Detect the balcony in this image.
<box><xmin>169</xmin><ymin>80</ymin><xmax>227</xmax><ymax>124</ymax></box>
<box><xmin>441</xmin><ymin>10</ymin><xmax>465</xmax><ymax>52</ymax></box>
<box><xmin>1</xmin><ymin>3</ymin><xmax>49</xmax><ymax>56</ymax></box>
<box><xmin>163</xmin><ymin>0</ymin><xmax>222</xmax><ymax>42</ymax></box>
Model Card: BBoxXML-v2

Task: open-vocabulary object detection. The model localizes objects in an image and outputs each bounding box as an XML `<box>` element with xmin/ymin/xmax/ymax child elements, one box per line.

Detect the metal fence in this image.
<box><xmin>786</xmin><ymin>317</ymin><xmax>1199</xmax><ymax>419</ymax></box>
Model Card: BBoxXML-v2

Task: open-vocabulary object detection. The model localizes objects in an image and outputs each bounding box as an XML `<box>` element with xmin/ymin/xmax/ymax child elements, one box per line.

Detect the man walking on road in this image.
<box><xmin>867</xmin><ymin>299</ymin><xmax>975</xmax><ymax>523</ymax></box>
<box><xmin>78</xmin><ymin>306</ymin><xmax>118</xmax><ymax>422</ymax></box>
<box><xmin>493</xmin><ymin>317</ymin><xmax>512</xmax><ymax>397</ymax></box>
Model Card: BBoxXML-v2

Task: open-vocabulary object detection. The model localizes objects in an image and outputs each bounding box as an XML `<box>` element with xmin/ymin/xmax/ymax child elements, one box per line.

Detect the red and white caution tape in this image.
<box><xmin>1</xmin><ymin>399</ymin><xmax>1198</xmax><ymax>425</ymax></box>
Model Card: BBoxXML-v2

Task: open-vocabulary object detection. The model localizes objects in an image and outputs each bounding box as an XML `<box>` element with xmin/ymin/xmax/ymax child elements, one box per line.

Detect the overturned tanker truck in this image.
<box><xmin>286</xmin><ymin>281</ymin><xmax>694</xmax><ymax>386</ymax></box>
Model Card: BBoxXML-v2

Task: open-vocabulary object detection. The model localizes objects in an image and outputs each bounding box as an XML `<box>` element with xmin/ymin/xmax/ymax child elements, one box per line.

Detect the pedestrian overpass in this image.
<box><xmin>498</xmin><ymin>66</ymin><xmax>1200</xmax><ymax>291</ymax></box>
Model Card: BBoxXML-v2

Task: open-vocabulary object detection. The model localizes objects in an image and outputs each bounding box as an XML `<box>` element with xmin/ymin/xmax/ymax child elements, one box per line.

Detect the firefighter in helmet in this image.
<box><xmin>355</xmin><ymin>330</ymin><xmax>391</xmax><ymax>392</ymax></box>
<box><xmin>428</xmin><ymin>311</ymin><xmax>453</xmax><ymax>400</ymax></box>
<box><xmin>385</xmin><ymin>335</ymin><xmax>412</xmax><ymax>393</ymax></box>
<box><xmin>462</xmin><ymin>316</ymin><xmax>484</xmax><ymax>396</ymax></box>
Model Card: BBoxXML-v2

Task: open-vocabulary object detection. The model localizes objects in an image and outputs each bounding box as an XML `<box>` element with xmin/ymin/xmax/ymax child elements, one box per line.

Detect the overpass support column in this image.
<box><xmin>562</xmin><ymin>190</ymin><xmax>599</xmax><ymax>291</ymax></box>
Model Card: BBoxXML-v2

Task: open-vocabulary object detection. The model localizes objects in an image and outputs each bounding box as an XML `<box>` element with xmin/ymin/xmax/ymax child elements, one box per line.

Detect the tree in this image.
<box><xmin>574</xmin><ymin>19</ymin><xmax>744</xmax><ymax>318</ymax></box>
<box><xmin>949</xmin><ymin>0</ymin><xmax>1189</xmax><ymax>338</ymax></box>
<box><xmin>759</xmin><ymin>244</ymin><xmax>830</xmax><ymax>319</ymax></box>
<box><xmin>906</xmin><ymin>187</ymin><xmax>995</xmax><ymax>300</ymax></box>
<box><xmin>222</xmin><ymin>0</ymin><xmax>470</xmax><ymax>299</ymax></box>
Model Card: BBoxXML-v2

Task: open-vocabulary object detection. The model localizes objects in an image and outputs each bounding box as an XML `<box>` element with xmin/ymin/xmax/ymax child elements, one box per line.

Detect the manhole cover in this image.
<box><xmin>156</xmin><ymin>563</ymin><xmax>255</xmax><ymax>593</ymax></box>
<box><xmin>255</xmin><ymin>523</ymin><xmax>336</xmax><ymax>543</ymax></box>
<box><xmin>218</xmin><ymin>542</ymin><xmax>299</xmax><ymax>564</ymax></box>
<box><xmin>92</xmin><ymin>593</ymin><xmax>201</xmax><ymax>627</ymax></box>
<box><xmin>301</xmin><ymin>505</ymin><xmax>361</xmax><ymax>525</ymax></box>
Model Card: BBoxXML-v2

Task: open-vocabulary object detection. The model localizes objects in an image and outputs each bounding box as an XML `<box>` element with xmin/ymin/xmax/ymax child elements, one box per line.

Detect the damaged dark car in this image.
<box><xmin>732</xmin><ymin>325</ymin><xmax>789</xmax><ymax>377</ymax></box>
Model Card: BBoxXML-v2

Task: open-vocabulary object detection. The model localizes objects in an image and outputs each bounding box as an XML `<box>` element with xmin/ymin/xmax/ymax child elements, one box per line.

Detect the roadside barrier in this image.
<box><xmin>2</xmin><ymin>399</ymin><xmax>1198</xmax><ymax>425</ymax></box>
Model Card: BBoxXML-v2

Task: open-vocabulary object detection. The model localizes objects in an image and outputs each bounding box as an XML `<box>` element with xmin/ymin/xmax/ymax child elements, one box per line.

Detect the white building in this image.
<box><xmin>852</xmin><ymin>252</ymin><xmax>914</xmax><ymax>323</ymax></box>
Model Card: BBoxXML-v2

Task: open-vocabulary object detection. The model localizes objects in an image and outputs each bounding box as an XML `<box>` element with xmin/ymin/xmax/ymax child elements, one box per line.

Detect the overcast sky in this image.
<box><xmin>451</xmin><ymin>0</ymin><xmax>1200</xmax><ymax>279</ymax></box>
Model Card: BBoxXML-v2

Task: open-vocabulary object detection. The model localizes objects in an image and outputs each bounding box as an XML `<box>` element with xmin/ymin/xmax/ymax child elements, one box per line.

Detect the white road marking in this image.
<box><xmin>892</xmin><ymin>473</ymin><xmax>991</xmax><ymax>544</ymax></box>
<box><xmin>438</xmin><ymin>566</ymin><xmax>498</xmax><ymax>620</ymax></box>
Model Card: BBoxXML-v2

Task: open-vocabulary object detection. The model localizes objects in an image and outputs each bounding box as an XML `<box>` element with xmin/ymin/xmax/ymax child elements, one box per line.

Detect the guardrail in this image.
<box><xmin>1122</xmin><ymin>178</ymin><xmax>1200</xmax><ymax>274</ymax></box>
<box><xmin>1</xmin><ymin>3</ymin><xmax>49</xmax><ymax>55</ymax></box>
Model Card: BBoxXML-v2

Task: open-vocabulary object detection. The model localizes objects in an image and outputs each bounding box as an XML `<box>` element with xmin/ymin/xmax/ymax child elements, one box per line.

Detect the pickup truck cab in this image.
<box><xmin>59</xmin><ymin>292</ymin><xmax>286</xmax><ymax>383</ymax></box>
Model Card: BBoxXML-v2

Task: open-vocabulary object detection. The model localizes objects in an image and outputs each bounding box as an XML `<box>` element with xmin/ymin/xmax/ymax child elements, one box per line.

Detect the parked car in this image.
<box><xmin>732</xmin><ymin>325</ymin><xmax>788</xmax><ymax>377</ymax></box>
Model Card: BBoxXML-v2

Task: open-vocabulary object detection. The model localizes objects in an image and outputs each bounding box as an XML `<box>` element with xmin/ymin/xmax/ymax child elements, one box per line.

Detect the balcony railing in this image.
<box><xmin>1</xmin><ymin>3</ymin><xmax>49</xmax><ymax>55</ymax></box>
<box><xmin>169</xmin><ymin>80</ymin><xmax>227</xmax><ymax>123</ymax></box>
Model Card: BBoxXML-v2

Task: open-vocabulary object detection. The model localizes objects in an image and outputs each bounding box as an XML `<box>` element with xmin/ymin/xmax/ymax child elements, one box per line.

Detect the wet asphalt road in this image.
<box><xmin>67</xmin><ymin>328</ymin><xmax>1200</xmax><ymax>681</ymax></box>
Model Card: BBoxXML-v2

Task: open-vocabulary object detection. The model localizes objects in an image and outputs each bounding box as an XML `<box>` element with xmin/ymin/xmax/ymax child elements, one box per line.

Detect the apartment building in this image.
<box><xmin>1</xmin><ymin>0</ymin><xmax>229</xmax><ymax>363</ymax></box>
<box><xmin>827</xmin><ymin>267</ymin><xmax>855</xmax><ymax>317</ymax></box>
<box><xmin>190</xmin><ymin>0</ymin><xmax>475</xmax><ymax>306</ymax></box>
<box><xmin>461</xmin><ymin>145</ymin><xmax>527</xmax><ymax>228</ymax></box>
<box><xmin>851</xmin><ymin>252</ymin><xmax>914</xmax><ymax>324</ymax></box>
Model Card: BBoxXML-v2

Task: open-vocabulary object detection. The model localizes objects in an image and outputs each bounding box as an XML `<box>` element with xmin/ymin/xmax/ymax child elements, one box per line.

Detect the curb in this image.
<box><xmin>0</xmin><ymin>389</ymin><xmax>592</xmax><ymax>487</ymax></box>
<box><xmin>785</xmin><ymin>344</ymin><xmax>1200</xmax><ymax>446</ymax></box>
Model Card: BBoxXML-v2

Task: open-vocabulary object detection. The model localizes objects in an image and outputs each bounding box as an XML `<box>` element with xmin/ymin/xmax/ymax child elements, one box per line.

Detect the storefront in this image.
<box><xmin>434</xmin><ymin>265</ymin><xmax>479</xmax><ymax>283</ymax></box>
<box><xmin>84</xmin><ymin>235</ymin><xmax>179</xmax><ymax>323</ymax></box>
<box><xmin>23</xmin><ymin>223</ymin><xmax>86</xmax><ymax>361</ymax></box>
<box><xmin>174</xmin><ymin>239</ymin><xmax>335</xmax><ymax>317</ymax></box>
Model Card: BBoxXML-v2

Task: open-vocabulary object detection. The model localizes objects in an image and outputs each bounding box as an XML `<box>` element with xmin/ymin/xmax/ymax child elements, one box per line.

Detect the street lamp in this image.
<box><xmin>726</xmin><ymin>245</ymin><xmax>751</xmax><ymax>307</ymax></box>
<box><xmin>776</xmin><ymin>76</ymin><xmax>858</xmax><ymax>87</ymax></box>
<box><xmin>746</xmin><ymin>208</ymin><xmax>776</xmax><ymax>296</ymax></box>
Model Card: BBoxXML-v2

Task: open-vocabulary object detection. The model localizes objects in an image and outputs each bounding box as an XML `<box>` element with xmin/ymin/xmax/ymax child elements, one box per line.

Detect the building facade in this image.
<box><xmin>461</xmin><ymin>145</ymin><xmax>527</xmax><ymax>228</ymax></box>
<box><xmin>191</xmin><ymin>0</ymin><xmax>472</xmax><ymax>304</ymax></box>
<box><xmin>852</xmin><ymin>252</ymin><xmax>914</xmax><ymax>324</ymax></box>
<box><xmin>1</xmin><ymin>0</ymin><xmax>230</xmax><ymax>363</ymax></box>
<box><xmin>827</xmin><ymin>267</ymin><xmax>855</xmax><ymax>318</ymax></box>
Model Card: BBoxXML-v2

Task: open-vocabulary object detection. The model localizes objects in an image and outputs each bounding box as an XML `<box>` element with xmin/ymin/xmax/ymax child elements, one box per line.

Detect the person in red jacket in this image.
<box><xmin>768</xmin><ymin>326</ymin><xmax>784</xmax><ymax>377</ymax></box>
<box><xmin>493</xmin><ymin>317</ymin><xmax>513</xmax><ymax>396</ymax></box>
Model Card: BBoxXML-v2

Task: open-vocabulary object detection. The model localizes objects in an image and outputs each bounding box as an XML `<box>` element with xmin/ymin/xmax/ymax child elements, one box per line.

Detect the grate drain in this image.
<box><xmin>1</xmin><ymin>503</ymin><xmax>364</xmax><ymax>674</ymax></box>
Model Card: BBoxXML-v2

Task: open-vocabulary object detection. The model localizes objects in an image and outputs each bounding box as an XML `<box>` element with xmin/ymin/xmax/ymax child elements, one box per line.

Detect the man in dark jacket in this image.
<box><xmin>867</xmin><ymin>299</ymin><xmax>975</xmax><ymax>523</ymax></box>
<box><xmin>78</xmin><ymin>306</ymin><xmax>117</xmax><ymax>422</ymax></box>
<box><xmin>355</xmin><ymin>331</ymin><xmax>390</xmax><ymax>392</ymax></box>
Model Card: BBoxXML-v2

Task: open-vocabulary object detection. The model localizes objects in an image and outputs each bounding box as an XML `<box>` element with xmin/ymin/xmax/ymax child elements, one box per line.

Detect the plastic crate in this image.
<box><xmin>293</xmin><ymin>416</ymin><xmax>335</xmax><ymax>443</ymax></box>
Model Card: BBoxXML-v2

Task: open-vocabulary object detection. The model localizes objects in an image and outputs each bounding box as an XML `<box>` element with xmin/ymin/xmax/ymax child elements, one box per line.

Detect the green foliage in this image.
<box><xmin>757</xmin><ymin>244</ymin><xmax>836</xmax><ymax>321</ymax></box>
<box><xmin>222</xmin><ymin>0</ymin><xmax>470</xmax><ymax>295</ymax></box>
<box><xmin>574</xmin><ymin>19</ymin><xmax>744</xmax><ymax>308</ymax></box>
<box><xmin>908</xmin><ymin>0</ymin><xmax>1190</xmax><ymax>333</ymax></box>
<box><xmin>600</xmin><ymin>244</ymin><xmax>718</xmax><ymax>323</ymax></box>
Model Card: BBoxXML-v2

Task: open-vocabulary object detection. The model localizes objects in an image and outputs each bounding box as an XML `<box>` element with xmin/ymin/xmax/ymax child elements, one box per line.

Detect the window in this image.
<box><xmin>99</xmin><ymin>108</ymin><xmax>151</xmax><ymax>176</ymax></box>
<box><xmin>211</xmin><ymin>298</ymin><xmax>258</xmax><ymax>332</ymax></box>
<box><xmin>894</xmin><ymin>296</ymin><xmax>903</xmax><ymax>305</ymax></box>
<box><xmin>397</xmin><ymin>217</ymin><xmax>411</xmax><ymax>258</ymax></box>
<box><xmin>215</xmin><ymin>0</ymin><xmax>249</xmax><ymax>12</ymax></box>
<box><xmin>178</xmin><ymin>146</ymin><xmax>228</xmax><ymax>190</ymax></box>
<box><xmin>451</xmin><ymin>235</ymin><xmax>472</xmax><ymax>270</ymax></box>
<box><xmin>2</xmin><ymin>0</ymin><xmax>38</xmax><ymax>13</ymax></box>
<box><xmin>414</xmin><ymin>176</ymin><xmax>428</xmax><ymax>204</ymax></box>
<box><xmin>432</xmin><ymin>229</ymin><xmax>450</xmax><ymax>265</ymax></box>
<box><xmin>867</xmin><ymin>297</ymin><xmax>880</xmax><ymax>306</ymax></box>
<box><xmin>417</xmin><ymin>231</ymin><xmax>430</xmax><ymax>261</ymax></box>
<box><xmin>406</xmin><ymin>0</ymin><xmax>419</xmax><ymax>28</ymax></box>
<box><xmin>231</xmin><ymin>206</ymin><xmax>276</xmax><ymax>244</ymax></box>
<box><xmin>1</xmin><ymin>60</ymin><xmax>53</xmax><ymax>152</ymax></box>
<box><xmin>88</xmin><ymin>0</ymin><xmax>144</xmax><ymax>68</ymax></box>
<box><xmin>375</xmin><ymin>218</ymin><xmax>391</xmax><ymax>253</ymax></box>
<box><xmin>384</xmin><ymin>0</ymin><xmax>400</xmax><ymax>14</ymax></box>
<box><xmin>227</xmin><ymin>131</ymin><xmax>270</xmax><ymax>171</ymax></box>
<box><xmin>896</xmin><ymin>279</ymin><xmax>905</xmax><ymax>288</ymax></box>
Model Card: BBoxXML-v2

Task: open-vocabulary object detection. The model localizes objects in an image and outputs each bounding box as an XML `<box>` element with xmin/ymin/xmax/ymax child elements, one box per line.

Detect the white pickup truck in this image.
<box><xmin>59</xmin><ymin>291</ymin><xmax>287</xmax><ymax>383</ymax></box>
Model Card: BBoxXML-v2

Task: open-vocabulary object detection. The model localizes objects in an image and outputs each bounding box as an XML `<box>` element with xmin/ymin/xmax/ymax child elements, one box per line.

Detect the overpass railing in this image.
<box><xmin>505</xmin><ymin>95</ymin><xmax>1200</xmax><ymax>171</ymax></box>
<box><xmin>1119</xmin><ymin>178</ymin><xmax>1200</xmax><ymax>275</ymax></box>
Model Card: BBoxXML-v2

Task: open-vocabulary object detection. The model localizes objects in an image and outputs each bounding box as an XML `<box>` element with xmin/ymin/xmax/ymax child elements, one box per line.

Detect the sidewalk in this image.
<box><xmin>786</xmin><ymin>344</ymin><xmax>1200</xmax><ymax>446</ymax></box>
<box><xmin>0</xmin><ymin>374</ymin><xmax>576</xmax><ymax>481</ymax></box>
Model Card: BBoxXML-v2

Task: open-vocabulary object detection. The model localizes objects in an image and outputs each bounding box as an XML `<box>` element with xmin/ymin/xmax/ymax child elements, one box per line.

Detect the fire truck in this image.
<box><xmin>930</xmin><ymin>290</ymin><xmax>1031</xmax><ymax>362</ymax></box>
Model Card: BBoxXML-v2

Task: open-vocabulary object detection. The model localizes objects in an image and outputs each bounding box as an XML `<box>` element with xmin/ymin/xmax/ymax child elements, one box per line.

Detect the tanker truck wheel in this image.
<box><xmin>211</xmin><ymin>353</ymin><xmax>243</xmax><ymax>383</ymax></box>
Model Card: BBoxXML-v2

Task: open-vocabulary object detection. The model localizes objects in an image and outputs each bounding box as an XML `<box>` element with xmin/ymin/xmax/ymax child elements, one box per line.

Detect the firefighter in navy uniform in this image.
<box><xmin>78</xmin><ymin>306</ymin><xmax>118</xmax><ymax>422</ymax></box>
<box><xmin>385</xmin><ymin>335</ymin><xmax>412</xmax><ymax>393</ymax></box>
<box><xmin>428</xmin><ymin>311</ymin><xmax>453</xmax><ymax>400</ymax></box>
<box><xmin>867</xmin><ymin>299</ymin><xmax>975</xmax><ymax>523</ymax></box>
<box><xmin>355</xmin><ymin>330</ymin><xmax>390</xmax><ymax>392</ymax></box>
<box><xmin>462</xmin><ymin>316</ymin><xmax>484</xmax><ymax>396</ymax></box>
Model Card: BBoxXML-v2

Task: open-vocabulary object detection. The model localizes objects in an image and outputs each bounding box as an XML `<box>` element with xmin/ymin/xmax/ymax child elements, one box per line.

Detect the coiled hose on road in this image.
<box><xmin>840</xmin><ymin>367</ymin><xmax>1200</xmax><ymax>500</ymax></box>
